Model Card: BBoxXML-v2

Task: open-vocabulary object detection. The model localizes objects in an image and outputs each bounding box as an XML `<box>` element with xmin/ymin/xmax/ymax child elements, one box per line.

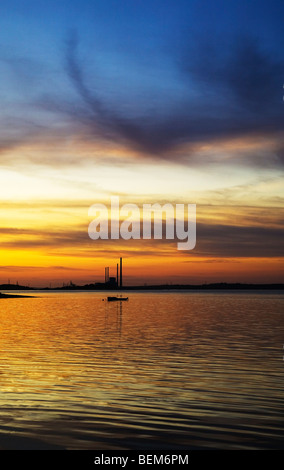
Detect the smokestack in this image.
<box><xmin>117</xmin><ymin>263</ymin><xmax>119</xmax><ymax>287</ymax></box>
<box><xmin>120</xmin><ymin>257</ymin><xmax>122</xmax><ymax>287</ymax></box>
<box><xmin>105</xmin><ymin>267</ymin><xmax>109</xmax><ymax>283</ymax></box>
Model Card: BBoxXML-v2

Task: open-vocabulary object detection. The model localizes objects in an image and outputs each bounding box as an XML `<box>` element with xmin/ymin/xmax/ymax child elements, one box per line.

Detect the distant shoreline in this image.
<box><xmin>0</xmin><ymin>282</ymin><xmax>283</xmax><ymax>293</ymax></box>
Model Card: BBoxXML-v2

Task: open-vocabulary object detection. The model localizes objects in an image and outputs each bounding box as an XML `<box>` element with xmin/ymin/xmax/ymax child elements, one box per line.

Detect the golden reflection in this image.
<box><xmin>0</xmin><ymin>292</ymin><xmax>283</xmax><ymax>449</ymax></box>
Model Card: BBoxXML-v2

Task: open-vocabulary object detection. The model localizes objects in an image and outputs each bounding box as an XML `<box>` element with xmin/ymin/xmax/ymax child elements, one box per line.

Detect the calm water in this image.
<box><xmin>0</xmin><ymin>290</ymin><xmax>283</xmax><ymax>450</ymax></box>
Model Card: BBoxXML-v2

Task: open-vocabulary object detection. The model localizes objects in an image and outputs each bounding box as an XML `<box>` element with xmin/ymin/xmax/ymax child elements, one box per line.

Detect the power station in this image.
<box><xmin>104</xmin><ymin>257</ymin><xmax>123</xmax><ymax>288</ymax></box>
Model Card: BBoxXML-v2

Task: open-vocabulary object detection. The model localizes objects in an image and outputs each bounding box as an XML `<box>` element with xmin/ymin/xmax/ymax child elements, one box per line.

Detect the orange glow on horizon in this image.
<box><xmin>0</xmin><ymin>128</ymin><xmax>283</xmax><ymax>287</ymax></box>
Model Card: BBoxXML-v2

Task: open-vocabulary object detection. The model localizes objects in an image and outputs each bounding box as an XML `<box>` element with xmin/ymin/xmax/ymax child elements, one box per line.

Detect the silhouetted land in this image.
<box><xmin>0</xmin><ymin>282</ymin><xmax>283</xmax><ymax>292</ymax></box>
<box><xmin>0</xmin><ymin>292</ymin><xmax>34</xmax><ymax>299</ymax></box>
<box><xmin>0</xmin><ymin>284</ymin><xmax>33</xmax><ymax>290</ymax></box>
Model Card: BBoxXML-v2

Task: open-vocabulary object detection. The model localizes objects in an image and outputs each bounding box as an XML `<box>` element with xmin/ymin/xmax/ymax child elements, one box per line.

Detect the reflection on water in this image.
<box><xmin>0</xmin><ymin>291</ymin><xmax>283</xmax><ymax>449</ymax></box>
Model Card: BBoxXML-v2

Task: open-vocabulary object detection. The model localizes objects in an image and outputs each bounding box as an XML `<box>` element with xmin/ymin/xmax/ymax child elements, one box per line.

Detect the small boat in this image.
<box><xmin>107</xmin><ymin>296</ymin><xmax>129</xmax><ymax>302</ymax></box>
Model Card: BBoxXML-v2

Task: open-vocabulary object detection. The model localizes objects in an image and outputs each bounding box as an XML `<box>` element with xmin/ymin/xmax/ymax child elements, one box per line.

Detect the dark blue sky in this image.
<box><xmin>0</xmin><ymin>0</ymin><xmax>283</xmax><ymax>160</ymax></box>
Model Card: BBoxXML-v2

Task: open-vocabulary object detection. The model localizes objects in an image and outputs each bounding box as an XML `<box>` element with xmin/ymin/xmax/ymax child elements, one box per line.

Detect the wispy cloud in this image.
<box><xmin>59</xmin><ymin>31</ymin><xmax>284</xmax><ymax>158</ymax></box>
<box><xmin>1</xmin><ymin>218</ymin><xmax>283</xmax><ymax>259</ymax></box>
<box><xmin>0</xmin><ymin>28</ymin><xmax>283</xmax><ymax>169</ymax></box>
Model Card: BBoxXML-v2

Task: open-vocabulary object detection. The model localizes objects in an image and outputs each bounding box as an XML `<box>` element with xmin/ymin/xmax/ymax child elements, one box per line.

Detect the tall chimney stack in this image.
<box><xmin>120</xmin><ymin>257</ymin><xmax>122</xmax><ymax>287</ymax></box>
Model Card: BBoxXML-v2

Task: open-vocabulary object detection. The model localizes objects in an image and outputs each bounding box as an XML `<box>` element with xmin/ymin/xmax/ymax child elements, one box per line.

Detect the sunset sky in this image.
<box><xmin>0</xmin><ymin>0</ymin><xmax>283</xmax><ymax>287</ymax></box>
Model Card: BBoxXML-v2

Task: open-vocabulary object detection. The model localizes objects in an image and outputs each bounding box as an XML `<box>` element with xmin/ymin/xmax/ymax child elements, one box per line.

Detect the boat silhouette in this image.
<box><xmin>107</xmin><ymin>296</ymin><xmax>128</xmax><ymax>302</ymax></box>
